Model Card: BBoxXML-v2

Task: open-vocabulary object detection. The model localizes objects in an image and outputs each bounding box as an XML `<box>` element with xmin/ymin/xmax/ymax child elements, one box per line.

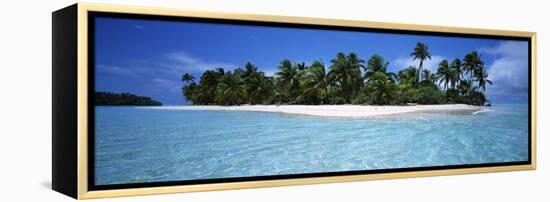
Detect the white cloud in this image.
<box><xmin>134</xmin><ymin>25</ymin><xmax>145</xmax><ymax>29</ymax></box>
<box><xmin>166</xmin><ymin>52</ymin><xmax>200</xmax><ymax>64</ymax></box>
<box><xmin>166</xmin><ymin>52</ymin><xmax>238</xmax><ymax>73</ymax></box>
<box><xmin>393</xmin><ymin>55</ymin><xmax>446</xmax><ymax>73</ymax></box>
<box><xmin>480</xmin><ymin>41</ymin><xmax>527</xmax><ymax>58</ymax></box>
<box><xmin>482</xmin><ymin>41</ymin><xmax>529</xmax><ymax>97</ymax></box>
<box><xmin>96</xmin><ymin>64</ymin><xmax>139</xmax><ymax>77</ymax></box>
<box><xmin>152</xmin><ymin>78</ymin><xmax>176</xmax><ymax>87</ymax></box>
<box><xmin>151</xmin><ymin>78</ymin><xmax>181</xmax><ymax>93</ymax></box>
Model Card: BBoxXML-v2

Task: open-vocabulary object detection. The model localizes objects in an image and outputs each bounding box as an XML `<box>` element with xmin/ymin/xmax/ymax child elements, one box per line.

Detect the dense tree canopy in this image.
<box><xmin>96</xmin><ymin>92</ymin><xmax>162</xmax><ymax>106</ymax></box>
<box><xmin>182</xmin><ymin>43</ymin><xmax>492</xmax><ymax>106</ymax></box>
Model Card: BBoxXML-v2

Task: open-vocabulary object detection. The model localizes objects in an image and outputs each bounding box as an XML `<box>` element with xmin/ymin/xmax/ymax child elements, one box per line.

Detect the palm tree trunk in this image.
<box><xmin>419</xmin><ymin>60</ymin><xmax>424</xmax><ymax>81</ymax></box>
<box><xmin>324</xmin><ymin>84</ymin><xmax>329</xmax><ymax>104</ymax></box>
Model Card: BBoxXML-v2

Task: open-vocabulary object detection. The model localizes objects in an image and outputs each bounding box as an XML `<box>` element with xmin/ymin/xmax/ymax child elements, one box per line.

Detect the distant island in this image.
<box><xmin>95</xmin><ymin>92</ymin><xmax>162</xmax><ymax>106</ymax></box>
<box><xmin>181</xmin><ymin>42</ymin><xmax>492</xmax><ymax>106</ymax></box>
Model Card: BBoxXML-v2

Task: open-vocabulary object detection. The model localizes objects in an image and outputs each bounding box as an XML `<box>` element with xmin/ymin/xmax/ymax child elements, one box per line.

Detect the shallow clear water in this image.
<box><xmin>95</xmin><ymin>104</ymin><xmax>529</xmax><ymax>185</ymax></box>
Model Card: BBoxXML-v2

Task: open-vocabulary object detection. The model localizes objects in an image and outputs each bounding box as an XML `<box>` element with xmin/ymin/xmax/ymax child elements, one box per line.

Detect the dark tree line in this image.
<box><xmin>182</xmin><ymin>42</ymin><xmax>492</xmax><ymax>106</ymax></box>
<box><xmin>95</xmin><ymin>92</ymin><xmax>162</xmax><ymax>106</ymax></box>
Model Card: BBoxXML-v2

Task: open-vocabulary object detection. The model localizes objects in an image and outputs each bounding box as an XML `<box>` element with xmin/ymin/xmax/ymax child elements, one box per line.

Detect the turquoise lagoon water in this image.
<box><xmin>95</xmin><ymin>104</ymin><xmax>529</xmax><ymax>185</ymax></box>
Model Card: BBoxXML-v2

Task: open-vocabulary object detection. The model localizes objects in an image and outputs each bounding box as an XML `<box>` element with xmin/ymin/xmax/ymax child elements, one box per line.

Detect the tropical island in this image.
<box><xmin>95</xmin><ymin>92</ymin><xmax>162</xmax><ymax>106</ymax></box>
<box><xmin>181</xmin><ymin>43</ymin><xmax>492</xmax><ymax>109</ymax></box>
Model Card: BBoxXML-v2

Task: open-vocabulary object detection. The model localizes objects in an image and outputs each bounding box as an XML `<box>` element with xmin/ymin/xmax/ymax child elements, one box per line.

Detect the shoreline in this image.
<box><xmin>145</xmin><ymin>104</ymin><xmax>482</xmax><ymax>118</ymax></box>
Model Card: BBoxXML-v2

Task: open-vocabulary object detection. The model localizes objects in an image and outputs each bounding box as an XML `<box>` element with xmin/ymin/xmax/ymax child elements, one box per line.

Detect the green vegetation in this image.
<box><xmin>182</xmin><ymin>42</ymin><xmax>492</xmax><ymax>106</ymax></box>
<box><xmin>96</xmin><ymin>92</ymin><xmax>162</xmax><ymax>106</ymax></box>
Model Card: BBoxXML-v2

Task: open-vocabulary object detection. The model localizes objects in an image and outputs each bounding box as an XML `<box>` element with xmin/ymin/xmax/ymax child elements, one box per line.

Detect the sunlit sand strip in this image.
<box><xmin>145</xmin><ymin>104</ymin><xmax>482</xmax><ymax>118</ymax></box>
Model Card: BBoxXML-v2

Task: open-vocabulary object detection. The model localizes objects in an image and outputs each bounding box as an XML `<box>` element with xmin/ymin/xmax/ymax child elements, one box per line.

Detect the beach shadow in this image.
<box><xmin>40</xmin><ymin>181</ymin><xmax>51</xmax><ymax>189</ymax></box>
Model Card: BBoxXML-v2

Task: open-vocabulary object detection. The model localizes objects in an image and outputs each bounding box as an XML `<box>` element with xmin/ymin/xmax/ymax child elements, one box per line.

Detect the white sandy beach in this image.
<box><xmin>148</xmin><ymin>104</ymin><xmax>482</xmax><ymax>118</ymax></box>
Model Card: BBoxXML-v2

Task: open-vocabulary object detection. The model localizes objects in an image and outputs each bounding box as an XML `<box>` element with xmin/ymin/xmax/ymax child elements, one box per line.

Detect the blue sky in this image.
<box><xmin>95</xmin><ymin>17</ymin><xmax>529</xmax><ymax>105</ymax></box>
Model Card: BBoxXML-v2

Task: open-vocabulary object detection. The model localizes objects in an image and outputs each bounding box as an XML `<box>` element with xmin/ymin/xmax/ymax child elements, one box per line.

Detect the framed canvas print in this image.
<box><xmin>52</xmin><ymin>3</ymin><xmax>536</xmax><ymax>199</ymax></box>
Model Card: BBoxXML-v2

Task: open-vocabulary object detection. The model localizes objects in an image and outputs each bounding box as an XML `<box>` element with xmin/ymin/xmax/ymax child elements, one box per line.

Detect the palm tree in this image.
<box><xmin>275</xmin><ymin>59</ymin><xmax>303</xmax><ymax>102</ymax></box>
<box><xmin>197</xmin><ymin>68</ymin><xmax>225</xmax><ymax>104</ymax></box>
<box><xmin>474</xmin><ymin>68</ymin><xmax>493</xmax><ymax>92</ymax></box>
<box><xmin>296</xmin><ymin>62</ymin><xmax>307</xmax><ymax>71</ymax></box>
<box><xmin>215</xmin><ymin>67</ymin><xmax>225</xmax><ymax>75</ymax></box>
<box><xmin>420</xmin><ymin>69</ymin><xmax>437</xmax><ymax>86</ymax></box>
<box><xmin>240</xmin><ymin>63</ymin><xmax>273</xmax><ymax>104</ymax></box>
<box><xmin>366</xmin><ymin>71</ymin><xmax>394</xmax><ymax>105</ymax></box>
<box><xmin>247</xmin><ymin>72</ymin><xmax>272</xmax><ymax>104</ymax></box>
<box><xmin>243</xmin><ymin>62</ymin><xmax>257</xmax><ymax>77</ymax></box>
<box><xmin>181</xmin><ymin>73</ymin><xmax>197</xmax><ymax>103</ymax></box>
<box><xmin>411</xmin><ymin>42</ymin><xmax>432</xmax><ymax>81</ymax></box>
<box><xmin>302</xmin><ymin>60</ymin><xmax>330</xmax><ymax>104</ymax></box>
<box><xmin>462</xmin><ymin>51</ymin><xmax>484</xmax><ymax>83</ymax></box>
<box><xmin>364</xmin><ymin>54</ymin><xmax>397</xmax><ymax>82</ymax></box>
<box><xmin>458</xmin><ymin>79</ymin><xmax>474</xmax><ymax>96</ymax></box>
<box><xmin>397</xmin><ymin>66</ymin><xmax>419</xmax><ymax>87</ymax></box>
<box><xmin>436</xmin><ymin>60</ymin><xmax>456</xmax><ymax>91</ymax></box>
<box><xmin>181</xmin><ymin>73</ymin><xmax>195</xmax><ymax>85</ymax></box>
<box><xmin>182</xmin><ymin>82</ymin><xmax>198</xmax><ymax>102</ymax></box>
<box><xmin>450</xmin><ymin>58</ymin><xmax>462</xmax><ymax>89</ymax></box>
<box><xmin>328</xmin><ymin>52</ymin><xmax>364</xmax><ymax>103</ymax></box>
<box><xmin>216</xmin><ymin>71</ymin><xmax>246</xmax><ymax>105</ymax></box>
<box><xmin>242</xmin><ymin>62</ymin><xmax>259</xmax><ymax>104</ymax></box>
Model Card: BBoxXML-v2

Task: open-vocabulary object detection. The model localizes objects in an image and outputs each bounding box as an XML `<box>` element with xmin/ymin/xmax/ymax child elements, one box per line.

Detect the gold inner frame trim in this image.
<box><xmin>75</xmin><ymin>3</ymin><xmax>536</xmax><ymax>199</ymax></box>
